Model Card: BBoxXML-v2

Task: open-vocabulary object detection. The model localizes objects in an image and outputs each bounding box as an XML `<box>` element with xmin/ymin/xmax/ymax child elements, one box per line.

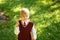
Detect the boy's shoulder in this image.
<box><xmin>16</xmin><ymin>19</ymin><xmax>21</xmax><ymax>23</ymax></box>
<box><xmin>29</xmin><ymin>20</ymin><xmax>34</xmax><ymax>24</ymax></box>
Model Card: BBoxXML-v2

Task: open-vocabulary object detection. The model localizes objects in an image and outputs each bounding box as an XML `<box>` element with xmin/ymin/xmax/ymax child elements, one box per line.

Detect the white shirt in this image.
<box><xmin>14</xmin><ymin>20</ymin><xmax>37</xmax><ymax>39</ymax></box>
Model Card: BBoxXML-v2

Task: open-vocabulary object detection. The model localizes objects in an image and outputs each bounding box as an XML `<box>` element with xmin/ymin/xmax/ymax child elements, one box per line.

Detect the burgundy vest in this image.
<box><xmin>18</xmin><ymin>20</ymin><xmax>33</xmax><ymax>40</ymax></box>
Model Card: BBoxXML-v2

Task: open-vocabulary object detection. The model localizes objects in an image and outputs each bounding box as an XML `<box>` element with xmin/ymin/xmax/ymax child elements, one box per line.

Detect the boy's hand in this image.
<box><xmin>30</xmin><ymin>32</ymin><xmax>36</xmax><ymax>40</ymax></box>
<box><xmin>32</xmin><ymin>38</ymin><xmax>36</xmax><ymax>40</ymax></box>
<box><xmin>16</xmin><ymin>20</ymin><xmax>19</xmax><ymax>27</ymax></box>
<box><xmin>31</xmin><ymin>37</ymin><xmax>36</xmax><ymax>40</ymax></box>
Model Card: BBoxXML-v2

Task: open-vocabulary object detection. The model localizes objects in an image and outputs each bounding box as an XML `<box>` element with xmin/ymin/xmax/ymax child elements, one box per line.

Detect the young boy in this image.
<box><xmin>14</xmin><ymin>8</ymin><xmax>37</xmax><ymax>40</ymax></box>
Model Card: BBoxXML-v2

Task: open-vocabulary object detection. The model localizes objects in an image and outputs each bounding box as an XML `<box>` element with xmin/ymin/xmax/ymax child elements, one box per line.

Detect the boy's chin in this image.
<box><xmin>22</xmin><ymin>19</ymin><xmax>28</xmax><ymax>21</ymax></box>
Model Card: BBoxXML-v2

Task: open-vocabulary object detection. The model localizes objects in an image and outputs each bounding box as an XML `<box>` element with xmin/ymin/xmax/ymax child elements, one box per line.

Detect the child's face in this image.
<box><xmin>20</xmin><ymin>11</ymin><xmax>29</xmax><ymax>21</ymax></box>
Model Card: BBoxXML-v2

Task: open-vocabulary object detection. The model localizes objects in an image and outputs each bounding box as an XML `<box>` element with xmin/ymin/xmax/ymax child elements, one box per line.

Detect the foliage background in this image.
<box><xmin>0</xmin><ymin>0</ymin><xmax>60</xmax><ymax>40</ymax></box>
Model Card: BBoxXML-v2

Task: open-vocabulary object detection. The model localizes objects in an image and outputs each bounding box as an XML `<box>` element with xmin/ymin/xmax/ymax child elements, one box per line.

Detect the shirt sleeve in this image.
<box><xmin>14</xmin><ymin>26</ymin><xmax>20</xmax><ymax>35</ymax></box>
<box><xmin>31</xmin><ymin>25</ymin><xmax>37</xmax><ymax>39</ymax></box>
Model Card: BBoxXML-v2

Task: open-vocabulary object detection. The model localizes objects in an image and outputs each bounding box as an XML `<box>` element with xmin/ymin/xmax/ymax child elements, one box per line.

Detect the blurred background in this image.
<box><xmin>0</xmin><ymin>0</ymin><xmax>60</xmax><ymax>40</ymax></box>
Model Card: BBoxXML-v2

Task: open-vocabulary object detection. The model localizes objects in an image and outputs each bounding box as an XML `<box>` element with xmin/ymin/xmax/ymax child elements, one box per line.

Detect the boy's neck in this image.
<box><xmin>22</xmin><ymin>19</ymin><xmax>28</xmax><ymax>22</ymax></box>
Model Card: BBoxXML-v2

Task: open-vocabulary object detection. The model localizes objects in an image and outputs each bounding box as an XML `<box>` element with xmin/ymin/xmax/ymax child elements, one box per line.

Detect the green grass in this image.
<box><xmin>0</xmin><ymin>0</ymin><xmax>60</xmax><ymax>40</ymax></box>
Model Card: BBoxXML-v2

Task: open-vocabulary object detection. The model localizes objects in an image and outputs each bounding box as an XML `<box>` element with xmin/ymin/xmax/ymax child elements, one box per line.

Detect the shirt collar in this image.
<box><xmin>21</xmin><ymin>20</ymin><xmax>29</xmax><ymax>25</ymax></box>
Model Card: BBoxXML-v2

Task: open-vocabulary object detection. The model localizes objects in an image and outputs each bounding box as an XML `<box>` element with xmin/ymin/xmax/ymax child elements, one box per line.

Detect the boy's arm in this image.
<box><xmin>14</xmin><ymin>20</ymin><xmax>20</xmax><ymax>35</ymax></box>
<box><xmin>30</xmin><ymin>25</ymin><xmax>37</xmax><ymax>40</ymax></box>
<box><xmin>14</xmin><ymin>26</ymin><xmax>20</xmax><ymax>35</ymax></box>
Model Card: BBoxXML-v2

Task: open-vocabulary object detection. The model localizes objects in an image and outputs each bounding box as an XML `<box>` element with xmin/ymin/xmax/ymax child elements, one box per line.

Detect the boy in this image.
<box><xmin>14</xmin><ymin>8</ymin><xmax>37</xmax><ymax>40</ymax></box>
